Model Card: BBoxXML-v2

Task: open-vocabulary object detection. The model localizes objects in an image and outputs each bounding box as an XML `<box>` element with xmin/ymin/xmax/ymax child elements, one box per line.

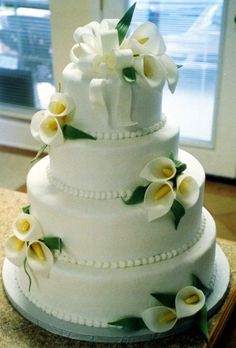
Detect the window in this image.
<box><xmin>0</xmin><ymin>0</ymin><xmax>54</xmax><ymax>110</ymax></box>
<box><xmin>129</xmin><ymin>0</ymin><xmax>224</xmax><ymax>145</ymax></box>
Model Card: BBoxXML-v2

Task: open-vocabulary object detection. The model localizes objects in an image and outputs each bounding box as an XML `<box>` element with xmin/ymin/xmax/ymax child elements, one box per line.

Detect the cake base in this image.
<box><xmin>2</xmin><ymin>244</ymin><xmax>230</xmax><ymax>343</ymax></box>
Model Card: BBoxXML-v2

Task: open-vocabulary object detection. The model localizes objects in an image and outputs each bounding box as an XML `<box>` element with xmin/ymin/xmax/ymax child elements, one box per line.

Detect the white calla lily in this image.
<box><xmin>144</xmin><ymin>181</ymin><xmax>175</xmax><ymax>221</ymax></box>
<box><xmin>5</xmin><ymin>235</ymin><xmax>27</xmax><ymax>266</ymax></box>
<box><xmin>39</xmin><ymin>116</ymin><xmax>64</xmax><ymax>146</ymax></box>
<box><xmin>47</xmin><ymin>92</ymin><xmax>75</xmax><ymax>118</ymax></box>
<box><xmin>176</xmin><ymin>174</ymin><xmax>200</xmax><ymax>208</ymax></box>
<box><xmin>27</xmin><ymin>240</ymin><xmax>54</xmax><ymax>277</ymax></box>
<box><xmin>13</xmin><ymin>213</ymin><xmax>43</xmax><ymax>242</ymax></box>
<box><xmin>141</xmin><ymin>306</ymin><xmax>177</xmax><ymax>333</ymax></box>
<box><xmin>30</xmin><ymin>110</ymin><xmax>47</xmax><ymax>142</ymax></box>
<box><xmin>134</xmin><ymin>55</ymin><xmax>166</xmax><ymax>88</ymax></box>
<box><xmin>140</xmin><ymin>157</ymin><xmax>176</xmax><ymax>183</ymax></box>
<box><xmin>125</xmin><ymin>22</ymin><xmax>166</xmax><ymax>55</ymax></box>
<box><xmin>175</xmin><ymin>286</ymin><xmax>205</xmax><ymax>319</ymax></box>
<box><xmin>159</xmin><ymin>54</ymin><xmax>179</xmax><ymax>93</ymax></box>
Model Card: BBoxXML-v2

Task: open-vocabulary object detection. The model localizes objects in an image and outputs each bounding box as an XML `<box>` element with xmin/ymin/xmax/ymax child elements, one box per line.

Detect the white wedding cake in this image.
<box><xmin>4</xmin><ymin>4</ymin><xmax>229</xmax><ymax>341</ymax></box>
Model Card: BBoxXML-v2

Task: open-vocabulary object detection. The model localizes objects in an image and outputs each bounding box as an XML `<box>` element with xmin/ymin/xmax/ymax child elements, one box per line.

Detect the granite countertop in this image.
<box><xmin>0</xmin><ymin>187</ymin><xmax>236</xmax><ymax>348</ymax></box>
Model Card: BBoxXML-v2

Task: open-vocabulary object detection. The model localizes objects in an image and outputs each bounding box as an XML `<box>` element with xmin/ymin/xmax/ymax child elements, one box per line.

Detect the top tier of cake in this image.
<box><xmin>63</xmin><ymin>17</ymin><xmax>178</xmax><ymax>135</ymax></box>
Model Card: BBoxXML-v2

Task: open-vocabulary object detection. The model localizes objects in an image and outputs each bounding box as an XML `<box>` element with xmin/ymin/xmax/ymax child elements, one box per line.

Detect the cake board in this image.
<box><xmin>2</xmin><ymin>244</ymin><xmax>230</xmax><ymax>344</ymax></box>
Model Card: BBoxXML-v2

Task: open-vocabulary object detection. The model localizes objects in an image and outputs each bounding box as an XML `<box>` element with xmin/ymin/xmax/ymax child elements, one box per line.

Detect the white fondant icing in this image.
<box><xmin>49</xmin><ymin>117</ymin><xmax>179</xmax><ymax>195</ymax></box>
<box><xmin>27</xmin><ymin>150</ymin><xmax>205</xmax><ymax>264</ymax></box>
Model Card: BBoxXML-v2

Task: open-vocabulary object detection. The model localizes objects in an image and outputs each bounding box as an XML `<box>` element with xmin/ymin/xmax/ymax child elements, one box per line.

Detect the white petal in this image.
<box><xmin>27</xmin><ymin>241</ymin><xmax>54</xmax><ymax>277</ymax></box>
<box><xmin>140</xmin><ymin>157</ymin><xmax>176</xmax><ymax>182</ymax></box>
<box><xmin>39</xmin><ymin>116</ymin><xmax>64</xmax><ymax>146</ymax></box>
<box><xmin>159</xmin><ymin>54</ymin><xmax>178</xmax><ymax>93</ymax></box>
<box><xmin>13</xmin><ymin>213</ymin><xmax>44</xmax><ymax>242</ymax></box>
<box><xmin>176</xmin><ymin>286</ymin><xmax>205</xmax><ymax>318</ymax></box>
<box><xmin>129</xmin><ymin>22</ymin><xmax>166</xmax><ymax>55</ymax></box>
<box><xmin>144</xmin><ymin>182</ymin><xmax>175</xmax><ymax>221</ymax></box>
<box><xmin>48</xmin><ymin>92</ymin><xmax>75</xmax><ymax>117</ymax></box>
<box><xmin>5</xmin><ymin>235</ymin><xmax>27</xmax><ymax>266</ymax></box>
<box><xmin>134</xmin><ymin>55</ymin><xmax>166</xmax><ymax>88</ymax></box>
<box><xmin>30</xmin><ymin>110</ymin><xmax>47</xmax><ymax>141</ymax></box>
<box><xmin>176</xmin><ymin>175</ymin><xmax>200</xmax><ymax>208</ymax></box>
<box><xmin>142</xmin><ymin>306</ymin><xmax>177</xmax><ymax>333</ymax></box>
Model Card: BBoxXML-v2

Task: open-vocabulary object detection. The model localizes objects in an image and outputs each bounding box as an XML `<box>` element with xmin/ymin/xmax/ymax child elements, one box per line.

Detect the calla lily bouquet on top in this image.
<box><xmin>5</xmin><ymin>205</ymin><xmax>62</xmax><ymax>291</ymax></box>
<box><xmin>122</xmin><ymin>154</ymin><xmax>200</xmax><ymax>229</ymax></box>
<box><xmin>70</xmin><ymin>2</ymin><xmax>178</xmax><ymax>92</ymax></box>
<box><xmin>109</xmin><ymin>274</ymin><xmax>213</xmax><ymax>340</ymax></box>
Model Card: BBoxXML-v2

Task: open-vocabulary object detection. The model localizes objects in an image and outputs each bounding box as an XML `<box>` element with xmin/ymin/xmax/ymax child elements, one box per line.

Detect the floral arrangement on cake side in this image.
<box><xmin>109</xmin><ymin>274</ymin><xmax>213</xmax><ymax>340</ymax></box>
<box><xmin>4</xmin><ymin>205</ymin><xmax>62</xmax><ymax>291</ymax></box>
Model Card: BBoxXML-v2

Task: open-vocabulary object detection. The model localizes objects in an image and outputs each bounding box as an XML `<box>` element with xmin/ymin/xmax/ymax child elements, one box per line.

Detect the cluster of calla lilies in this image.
<box><xmin>140</xmin><ymin>156</ymin><xmax>200</xmax><ymax>222</ymax></box>
<box><xmin>70</xmin><ymin>14</ymin><xmax>178</xmax><ymax>92</ymax></box>
<box><xmin>5</xmin><ymin>212</ymin><xmax>54</xmax><ymax>279</ymax></box>
<box><xmin>141</xmin><ymin>286</ymin><xmax>205</xmax><ymax>333</ymax></box>
<box><xmin>31</xmin><ymin>92</ymin><xmax>75</xmax><ymax>146</ymax></box>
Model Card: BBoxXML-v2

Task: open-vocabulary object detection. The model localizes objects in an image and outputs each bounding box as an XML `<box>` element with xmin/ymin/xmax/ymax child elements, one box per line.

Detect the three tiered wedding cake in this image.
<box><xmin>3</xmin><ymin>4</ymin><xmax>229</xmax><ymax>342</ymax></box>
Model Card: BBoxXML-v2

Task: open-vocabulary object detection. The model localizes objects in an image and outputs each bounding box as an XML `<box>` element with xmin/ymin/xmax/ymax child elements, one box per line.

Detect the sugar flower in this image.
<box><xmin>175</xmin><ymin>286</ymin><xmax>205</xmax><ymax>318</ymax></box>
<box><xmin>13</xmin><ymin>213</ymin><xmax>43</xmax><ymax>242</ymax></box>
<box><xmin>144</xmin><ymin>181</ymin><xmax>175</xmax><ymax>222</ymax></box>
<box><xmin>176</xmin><ymin>174</ymin><xmax>200</xmax><ymax>208</ymax></box>
<box><xmin>30</xmin><ymin>92</ymin><xmax>75</xmax><ymax>146</ymax></box>
<box><xmin>141</xmin><ymin>306</ymin><xmax>177</xmax><ymax>333</ymax></box>
<box><xmin>140</xmin><ymin>157</ymin><xmax>176</xmax><ymax>183</ymax></box>
<box><xmin>5</xmin><ymin>213</ymin><xmax>54</xmax><ymax>278</ymax></box>
<box><xmin>27</xmin><ymin>240</ymin><xmax>54</xmax><ymax>278</ymax></box>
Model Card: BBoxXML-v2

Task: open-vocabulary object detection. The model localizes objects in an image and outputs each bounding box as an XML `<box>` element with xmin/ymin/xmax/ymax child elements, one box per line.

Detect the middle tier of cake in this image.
<box><xmin>27</xmin><ymin>149</ymin><xmax>205</xmax><ymax>266</ymax></box>
<box><xmin>48</xmin><ymin>116</ymin><xmax>179</xmax><ymax>198</ymax></box>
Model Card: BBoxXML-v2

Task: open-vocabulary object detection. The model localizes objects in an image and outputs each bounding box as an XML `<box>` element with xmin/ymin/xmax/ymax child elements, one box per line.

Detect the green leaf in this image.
<box><xmin>31</xmin><ymin>144</ymin><xmax>48</xmax><ymax>164</ymax></box>
<box><xmin>63</xmin><ymin>125</ymin><xmax>96</xmax><ymax>140</ymax></box>
<box><xmin>192</xmin><ymin>274</ymin><xmax>213</xmax><ymax>298</ymax></box>
<box><xmin>122</xmin><ymin>186</ymin><xmax>148</xmax><ymax>205</ymax></box>
<box><xmin>177</xmin><ymin>64</ymin><xmax>183</xmax><ymax>69</ymax></box>
<box><xmin>108</xmin><ymin>317</ymin><xmax>146</xmax><ymax>331</ymax></box>
<box><xmin>123</xmin><ymin>67</ymin><xmax>136</xmax><ymax>83</ymax></box>
<box><xmin>169</xmin><ymin>153</ymin><xmax>187</xmax><ymax>174</ymax></box>
<box><xmin>197</xmin><ymin>304</ymin><xmax>209</xmax><ymax>342</ymax></box>
<box><xmin>24</xmin><ymin>258</ymin><xmax>32</xmax><ymax>292</ymax></box>
<box><xmin>171</xmin><ymin>199</ymin><xmax>185</xmax><ymax>229</ymax></box>
<box><xmin>115</xmin><ymin>2</ymin><xmax>136</xmax><ymax>44</ymax></box>
<box><xmin>22</xmin><ymin>205</ymin><xmax>31</xmax><ymax>214</ymax></box>
<box><xmin>42</xmin><ymin>237</ymin><xmax>62</xmax><ymax>253</ymax></box>
<box><xmin>151</xmin><ymin>293</ymin><xmax>176</xmax><ymax>308</ymax></box>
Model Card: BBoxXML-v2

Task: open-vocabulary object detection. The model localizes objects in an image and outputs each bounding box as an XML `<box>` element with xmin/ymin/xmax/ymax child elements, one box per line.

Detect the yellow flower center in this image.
<box><xmin>44</xmin><ymin>117</ymin><xmax>58</xmax><ymax>131</ymax></box>
<box><xmin>143</xmin><ymin>59</ymin><xmax>153</xmax><ymax>78</ymax></box>
<box><xmin>184</xmin><ymin>294</ymin><xmax>200</xmax><ymax>304</ymax></box>
<box><xmin>138</xmin><ymin>37</ymin><xmax>149</xmax><ymax>45</ymax></box>
<box><xmin>49</xmin><ymin>101</ymin><xmax>66</xmax><ymax>115</ymax></box>
<box><xmin>17</xmin><ymin>219</ymin><xmax>31</xmax><ymax>233</ymax></box>
<box><xmin>162</xmin><ymin>167</ymin><xmax>174</xmax><ymax>178</ymax></box>
<box><xmin>179</xmin><ymin>178</ymin><xmax>192</xmax><ymax>194</ymax></box>
<box><xmin>15</xmin><ymin>238</ymin><xmax>25</xmax><ymax>251</ymax></box>
<box><xmin>154</xmin><ymin>184</ymin><xmax>171</xmax><ymax>200</ymax></box>
<box><xmin>159</xmin><ymin>311</ymin><xmax>177</xmax><ymax>324</ymax></box>
<box><xmin>31</xmin><ymin>242</ymin><xmax>46</xmax><ymax>261</ymax></box>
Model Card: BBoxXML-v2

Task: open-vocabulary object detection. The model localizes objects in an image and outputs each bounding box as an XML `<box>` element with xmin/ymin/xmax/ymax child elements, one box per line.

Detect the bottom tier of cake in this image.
<box><xmin>17</xmin><ymin>208</ymin><xmax>216</xmax><ymax>329</ymax></box>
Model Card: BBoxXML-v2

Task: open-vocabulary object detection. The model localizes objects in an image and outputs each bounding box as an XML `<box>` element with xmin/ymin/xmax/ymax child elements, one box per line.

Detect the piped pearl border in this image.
<box><xmin>55</xmin><ymin>213</ymin><xmax>206</xmax><ymax>269</ymax></box>
<box><xmin>87</xmin><ymin>116</ymin><xmax>166</xmax><ymax>140</ymax></box>
<box><xmin>47</xmin><ymin>166</ymin><xmax>131</xmax><ymax>200</ymax></box>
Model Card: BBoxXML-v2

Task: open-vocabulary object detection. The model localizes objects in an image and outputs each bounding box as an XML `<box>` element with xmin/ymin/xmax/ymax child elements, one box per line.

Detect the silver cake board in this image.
<box><xmin>2</xmin><ymin>244</ymin><xmax>230</xmax><ymax>344</ymax></box>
